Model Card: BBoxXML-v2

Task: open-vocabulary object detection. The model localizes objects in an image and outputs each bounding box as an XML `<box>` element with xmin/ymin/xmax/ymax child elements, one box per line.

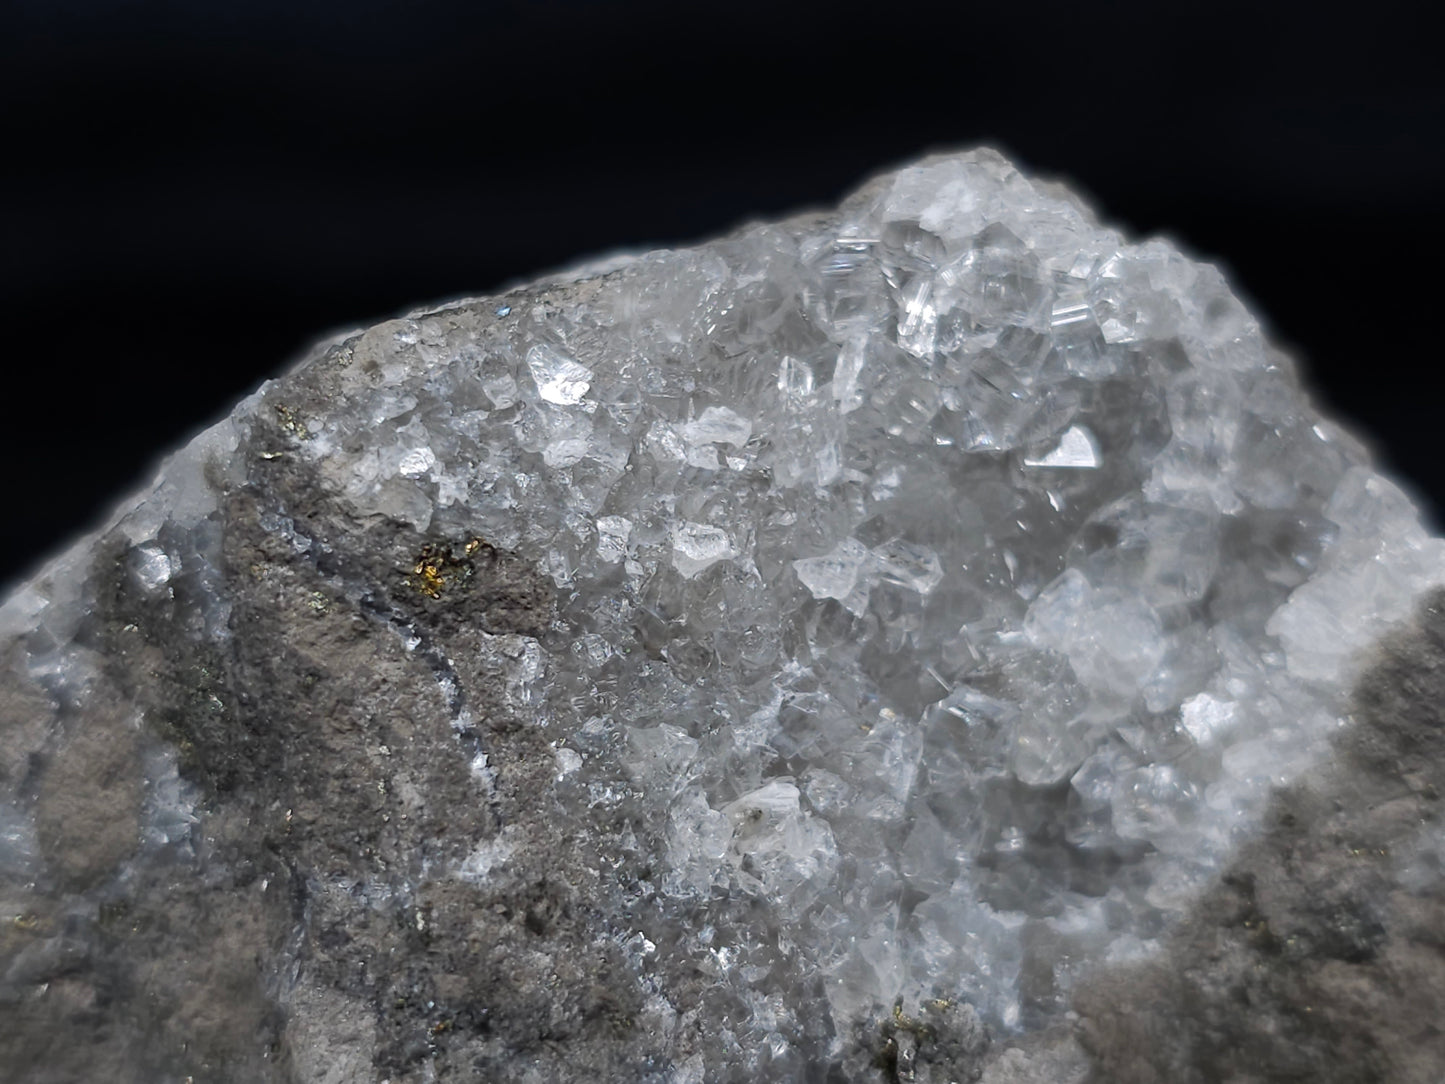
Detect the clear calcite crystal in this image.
<box><xmin>3</xmin><ymin>148</ymin><xmax>1444</xmax><ymax>1080</ymax></box>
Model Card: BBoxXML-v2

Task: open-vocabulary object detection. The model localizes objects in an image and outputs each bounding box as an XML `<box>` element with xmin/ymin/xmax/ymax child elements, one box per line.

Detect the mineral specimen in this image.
<box><xmin>3</xmin><ymin>149</ymin><xmax>1444</xmax><ymax>1082</ymax></box>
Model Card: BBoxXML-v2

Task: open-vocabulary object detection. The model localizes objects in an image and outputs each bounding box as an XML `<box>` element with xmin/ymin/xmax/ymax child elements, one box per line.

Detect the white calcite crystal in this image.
<box><xmin>3</xmin><ymin>148</ymin><xmax>1444</xmax><ymax>1082</ymax></box>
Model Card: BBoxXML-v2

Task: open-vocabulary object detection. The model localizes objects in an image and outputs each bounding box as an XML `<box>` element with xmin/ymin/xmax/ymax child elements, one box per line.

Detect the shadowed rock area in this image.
<box><xmin>1060</xmin><ymin>588</ymin><xmax>1445</xmax><ymax>1084</ymax></box>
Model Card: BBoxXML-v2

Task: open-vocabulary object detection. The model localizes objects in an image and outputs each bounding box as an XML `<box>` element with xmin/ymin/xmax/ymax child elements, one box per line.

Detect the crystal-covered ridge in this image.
<box><xmin>2</xmin><ymin>147</ymin><xmax>1443</xmax><ymax>1081</ymax></box>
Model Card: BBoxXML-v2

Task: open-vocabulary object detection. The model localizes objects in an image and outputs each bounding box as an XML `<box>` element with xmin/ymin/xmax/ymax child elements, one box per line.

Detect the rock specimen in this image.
<box><xmin>3</xmin><ymin>149</ymin><xmax>1444</xmax><ymax>1082</ymax></box>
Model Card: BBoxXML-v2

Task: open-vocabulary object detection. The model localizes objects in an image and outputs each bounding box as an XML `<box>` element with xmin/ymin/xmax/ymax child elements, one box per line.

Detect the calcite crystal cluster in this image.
<box><xmin>3</xmin><ymin>149</ymin><xmax>1444</xmax><ymax>1082</ymax></box>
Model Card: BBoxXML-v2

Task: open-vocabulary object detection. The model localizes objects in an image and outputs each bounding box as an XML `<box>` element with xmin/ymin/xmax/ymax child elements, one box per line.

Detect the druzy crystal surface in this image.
<box><xmin>3</xmin><ymin>149</ymin><xmax>1444</xmax><ymax>1081</ymax></box>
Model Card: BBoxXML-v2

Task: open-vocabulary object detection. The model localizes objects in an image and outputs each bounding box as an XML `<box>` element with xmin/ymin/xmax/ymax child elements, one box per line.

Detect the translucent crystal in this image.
<box><xmin>130</xmin><ymin>542</ymin><xmax>175</xmax><ymax>592</ymax></box>
<box><xmin>595</xmin><ymin>513</ymin><xmax>632</xmax><ymax>563</ymax></box>
<box><xmin>683</xmin><ymin>405</ymin><xmax>753</xmax><ymax>447</ymax></box>
<box><xmin>1022</xmin><ymin>424</ymin><xmax>1099</xmax><ymax>469</ymax></box>
<box><xmin>397</xmin><ymin>445</ymin><xmax>436</xmax><ymax>477</ymax></box>
<box><xmin>671</xmin><ymin>522</ymin><xmax>735</xmax><ymax>578</ymax></box>
<box><xmin>792</xmin><ymin>538</ymin><xmax>870</xmax><ymax>601</ymax></box>
<box><xmin>526</xmin><ymin>342</ymin><xmax>593</xmax><ymax>405</ymax></box>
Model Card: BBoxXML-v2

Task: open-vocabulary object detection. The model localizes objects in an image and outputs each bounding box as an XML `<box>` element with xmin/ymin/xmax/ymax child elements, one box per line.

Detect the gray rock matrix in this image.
<box><xmin>2</xmin><ymin>149</ymin><xmax>1443</xmax><ymax>1082</ymax></box>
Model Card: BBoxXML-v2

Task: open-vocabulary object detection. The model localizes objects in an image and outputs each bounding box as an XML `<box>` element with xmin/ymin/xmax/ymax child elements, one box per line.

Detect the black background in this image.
<box><xmin>3</xmin><ymin>0</ymin><xmax>1441</xmax><ymax>589</ymax></box>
